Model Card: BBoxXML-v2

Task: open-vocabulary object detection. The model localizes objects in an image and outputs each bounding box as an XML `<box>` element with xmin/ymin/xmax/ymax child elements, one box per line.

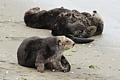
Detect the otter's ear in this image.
<box><xmin>58</xmin><ymin>40</ymin><xmax>62</xmax><ymax>46</ymax></box>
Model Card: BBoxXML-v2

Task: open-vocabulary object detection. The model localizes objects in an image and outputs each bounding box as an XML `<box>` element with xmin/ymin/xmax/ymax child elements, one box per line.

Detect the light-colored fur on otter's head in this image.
<box><xmin>56</xmin><ymin>36</ymin><xmax>75</xmax><ymax>50</ymax></box>
<box><xmin>92</xmin><ymin>10</ymin><xmax>104</xmax><ymax>28</ymax></box>
<box><xmin>92</xmin><ymin>10</ymin><xmax>103</xmax><ymax>21</ymax></box>
<box><xmin>25</xmin><ymin>7</ymin><xmax>40</xmax><ymax>15</ymax></box>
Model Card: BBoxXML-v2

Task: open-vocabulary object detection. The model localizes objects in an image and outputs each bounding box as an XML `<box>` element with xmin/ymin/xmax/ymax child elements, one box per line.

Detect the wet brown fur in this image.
<box><xmin>24</xmin><ymin>7</ymin><xmax>104</xmax><ymax>43</ymax></box>
<box><xmin>17</xmin><ymin>36</ymin><xmax>75</xmax><ymax>72</ymax></box>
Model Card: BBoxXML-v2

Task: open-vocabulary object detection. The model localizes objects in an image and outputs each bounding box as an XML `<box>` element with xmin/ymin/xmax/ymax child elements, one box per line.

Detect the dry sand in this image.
<box><xmin>0</xmin><ymin>0</ymin><xmax>120</xmax><ymax>80</ymax></box>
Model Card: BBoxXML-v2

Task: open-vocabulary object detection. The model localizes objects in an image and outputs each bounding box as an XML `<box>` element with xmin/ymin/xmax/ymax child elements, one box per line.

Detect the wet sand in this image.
<box><xmin>0</xmin><ymin>0</ymin><xmax>120</xmax><ymax>80</ymax></box>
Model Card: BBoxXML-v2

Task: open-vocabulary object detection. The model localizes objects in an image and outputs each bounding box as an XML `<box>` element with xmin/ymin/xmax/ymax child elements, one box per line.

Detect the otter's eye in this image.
<box><xmin>73</xmin><ymin>43</ymin><xmax>75</xmax><ymax>46</ymax></box>
<box><xmin>58</xmin><ymin>40</ymin><xmax>61</xmax><ymax>43</ymax></box>
<box><xmin>66</xmin><ymin>40</ymin><xmax>69</xmax><ymax>43</ymax></box>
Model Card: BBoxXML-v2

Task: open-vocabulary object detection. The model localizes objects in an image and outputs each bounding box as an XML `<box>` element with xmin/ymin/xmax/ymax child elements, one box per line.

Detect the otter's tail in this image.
<box><xmin>66</xmin><ymin>35</ymin><xmax>94</xmax><ymax>44</ymax></box>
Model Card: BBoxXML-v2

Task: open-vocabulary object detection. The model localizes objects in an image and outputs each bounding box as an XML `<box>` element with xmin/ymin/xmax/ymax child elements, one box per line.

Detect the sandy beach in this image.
<box><xmin>0</xmin><ymin>0</ymin><xmax>120</xmax><ymax>80</ymax></box>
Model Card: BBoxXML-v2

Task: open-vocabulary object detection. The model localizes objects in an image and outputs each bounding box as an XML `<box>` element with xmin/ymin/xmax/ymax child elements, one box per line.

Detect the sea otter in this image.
<box><xmin>24</xmin><ymin>7</ymin><xmax>104</xmax><ymax>44</ymax></box>
<box><xmin>17</xmin><ymin>36</ymin><xmax>75</xmax><ymax>72</ymax></box>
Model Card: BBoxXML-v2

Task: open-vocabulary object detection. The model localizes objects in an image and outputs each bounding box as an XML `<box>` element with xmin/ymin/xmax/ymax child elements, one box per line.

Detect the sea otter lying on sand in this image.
<box><xmin>24</xmin><ymin>7</ymin><xmax>104</xmax><ymax>44</ymax></box>
<box><xmin>17</xmin><ymin>36</ymin><xmax>75</xmax><ymax>72</ymax></box>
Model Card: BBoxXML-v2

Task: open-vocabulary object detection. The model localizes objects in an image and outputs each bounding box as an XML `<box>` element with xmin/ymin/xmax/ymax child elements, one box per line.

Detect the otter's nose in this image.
<box><xmin>93</xmin><ymin>10</ymin><xmax>97</xmax><ymax>13</ymax></box>
<box><xmin>73</xmin><ymin>43</ymin><xmax>75</xmax><ymax>46</ymax></box>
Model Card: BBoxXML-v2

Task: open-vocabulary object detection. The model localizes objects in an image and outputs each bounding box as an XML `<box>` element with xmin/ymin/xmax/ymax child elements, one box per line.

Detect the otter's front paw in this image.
<box><xmin>37</xmin><ymin>66</ymin><xmax>44</xmax><ymax>73</ymax></box>
<box><xmin>35</xmin><ymin>63</ymin><xmax>45</xmax><ymax>73</ymax></box>
<box><xmin>62</xmin><ymin>64</ymin><xmax>71</xmax><ymax>72</ymax></box>
<box><xmin>61</xmin><ymin>68</ymin><xmax>69</xmax><ymax>73</ymax></box>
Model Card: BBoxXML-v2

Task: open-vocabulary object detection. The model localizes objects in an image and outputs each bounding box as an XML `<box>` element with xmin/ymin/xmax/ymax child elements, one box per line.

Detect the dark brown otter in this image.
<box><xmin>24</xmin><ymin>7</ymin><xmax>104</xmax><ymax>44</ymax></box>
<box><xmin>17</xmin><ymin>36</ymin><xmax>75</xmax><ymax>72</ymax></box>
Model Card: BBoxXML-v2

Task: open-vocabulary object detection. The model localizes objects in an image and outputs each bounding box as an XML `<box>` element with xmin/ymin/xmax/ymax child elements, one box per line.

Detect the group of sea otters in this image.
<box><xmin>17</xmin><ymin>7</ymin><xmax>104</xmax><ymax>73</ymax></box>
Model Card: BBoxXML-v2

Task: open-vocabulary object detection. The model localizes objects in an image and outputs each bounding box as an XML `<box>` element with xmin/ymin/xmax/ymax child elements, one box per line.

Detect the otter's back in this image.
<box><xmin>17</xmin><ymin>36</ymin><xmax>40</xmax><ymax>67</ymax></box>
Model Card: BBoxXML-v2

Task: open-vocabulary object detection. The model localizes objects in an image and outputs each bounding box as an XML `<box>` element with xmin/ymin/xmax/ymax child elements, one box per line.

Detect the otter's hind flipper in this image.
<box><xmin>72</xmin><ymin>37</ymin><xmax>94</xmax><ymax>44</ymax></box>
<box><xmin>66</xmin><ymin>35</ymin><xmax>94</xmax><ymax>44</ymax></box>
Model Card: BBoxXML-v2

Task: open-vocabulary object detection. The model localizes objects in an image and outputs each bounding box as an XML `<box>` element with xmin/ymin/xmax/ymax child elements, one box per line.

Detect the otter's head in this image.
<box><xmin>56</xmin><ymin>36</ymin><xmax>75</xmax><ymax>50</ymax></box>
<box><xmin>92</xmin><ymin>10</ymin><xmax>104</xmax><ymax>24</ymax></box>
<box><xmin>92</xmin><ymin>10</ymin><xmax>102</xmax><ymax>20</ymax></box>
<box><xmin>91</xmin><ymin>10</ymin><xmax>104</xmax><ymax>35</ymax></box>
<box><xmin>25</xmin><ymin>7</ymin><xmax>40</xmax><ymax>15</ymax></box>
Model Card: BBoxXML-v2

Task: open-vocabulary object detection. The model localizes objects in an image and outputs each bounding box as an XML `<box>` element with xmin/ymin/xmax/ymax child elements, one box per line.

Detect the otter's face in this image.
<box><xmin>26</xmin><ymin>7</ymin><xmax>40</xmax><ymax>14</ymax></box>
<box><xmin>92</xmin><ymin>10</ymin><xmax>104</xmax><ymax>35</ymax></box>
<box><xmin>92</xmin><ymin>10</ymin><xmax>103</xmax><ymax>22</ymax></box>
<box><xmin>57</xmin><ymin>36</ymin><xmax>75</xmax><ymax>50</ymax></box>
